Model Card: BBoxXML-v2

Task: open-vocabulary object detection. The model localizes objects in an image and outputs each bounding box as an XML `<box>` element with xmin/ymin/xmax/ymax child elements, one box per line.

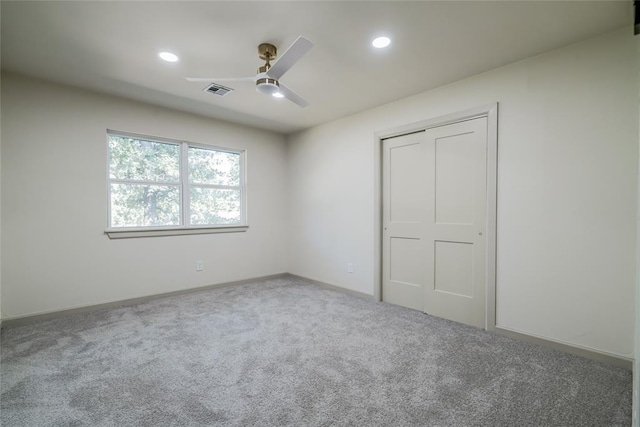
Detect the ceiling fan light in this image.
<box><xmin>273</xmin><ymin>92</ymin><xmax>284</xmax><ymax>98</ymax></box>
<box><xmin>256</xmin><ymin>78</ymin><xmax>279</xmax><ymax>96</ymax></box>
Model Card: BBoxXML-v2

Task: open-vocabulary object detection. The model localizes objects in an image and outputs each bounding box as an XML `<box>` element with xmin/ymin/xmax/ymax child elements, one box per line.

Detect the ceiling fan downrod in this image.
<box><xmin>257</xmin><ymin>43</ymin><xmax>277</xmax><ymax>74</ymax></box>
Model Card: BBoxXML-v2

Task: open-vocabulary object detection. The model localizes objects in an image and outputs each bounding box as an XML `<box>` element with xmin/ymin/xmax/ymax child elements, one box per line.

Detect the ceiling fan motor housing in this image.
<box><xmin>258</xmin><ymin>43</ymin><xmax>277</xmax><ymax>61</ymax></box>
<box><xmin>256</xmin><ymin>78</ymin><xmax>279</xmax><ymax>95</ymax></box>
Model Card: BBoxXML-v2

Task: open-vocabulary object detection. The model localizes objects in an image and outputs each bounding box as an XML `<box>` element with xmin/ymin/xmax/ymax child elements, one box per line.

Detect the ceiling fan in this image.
<box><xmin>186</xmin><ymin>36</ymin><xmax>314</xmax><ymax>108</ymax></box>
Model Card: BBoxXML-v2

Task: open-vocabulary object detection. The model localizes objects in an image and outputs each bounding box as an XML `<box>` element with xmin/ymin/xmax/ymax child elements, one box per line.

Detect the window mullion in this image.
<box><xmin>189</xmin><ymin>183</ymin><xmax>241</xmax><ymax>190</ymax></box>
<box><xmin>181</xmin><ymin>142</ymin><xmax>190</xmax><ymax>227</ymax></box>
<box><xmin>241</xmin><ymin>148</ymin><xmax>246</xmax><ymax>224</ymax></box>
<box><xmin>109</xmin><ymin>179</ymin><xmax>181</xmax><ymax>186</ymax></box>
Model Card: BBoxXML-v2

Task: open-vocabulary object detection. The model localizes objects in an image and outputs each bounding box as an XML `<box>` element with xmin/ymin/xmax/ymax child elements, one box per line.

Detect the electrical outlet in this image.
<box><xmin>347</xmin><ymin>263</ymin><xmax>354</xmax><ymax>273</ymax></box>
<box><xmin>196</xmin><ymin>260</ymin><xmax>203</xmax><ymax>271</ymax></box>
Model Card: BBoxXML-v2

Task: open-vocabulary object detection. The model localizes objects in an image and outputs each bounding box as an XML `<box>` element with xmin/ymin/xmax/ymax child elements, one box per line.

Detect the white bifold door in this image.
<box><xmin>382</xmin><ymin>117</ymin><xmax>488</xmax><ymax>328</ymax></box>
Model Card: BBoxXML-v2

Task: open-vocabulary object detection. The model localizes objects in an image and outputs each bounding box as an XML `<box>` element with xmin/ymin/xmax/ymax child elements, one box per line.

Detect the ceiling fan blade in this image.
<box><xmin>278</xmin><ymin>83</ymin><xmax>309</xmax><ymax>108</ymax></box>
<box><xmin>185</xmin><ymin>76</ymin><xmax>255</xmax><ymax>83</ymax></box>
<box><xmin>266</xmin><ymin>36</ymin><xmax>314</xmax><ymax>80</ymax></box>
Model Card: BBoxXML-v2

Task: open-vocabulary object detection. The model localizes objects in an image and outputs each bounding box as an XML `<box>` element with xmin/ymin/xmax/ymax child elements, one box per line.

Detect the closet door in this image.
<box><xmin>382</xmin><ymin>117</ymin><xmax>488</xmax><ymax>328</ymax></box>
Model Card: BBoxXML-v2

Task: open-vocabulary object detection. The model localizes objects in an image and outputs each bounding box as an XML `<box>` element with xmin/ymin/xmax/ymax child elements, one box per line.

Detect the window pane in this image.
<box><xmin>190</xmin><ymin>187</ymin><xmax>241</xmax><ymax>225</ymax></box>
<box><xmin>110</xmin><ymin>183</ymin><xmax>180</xmax><ymax>227</ymax></box>
<box><xmin>109</xmin><ymin>135</ymin><xmax>180</xmax><ymax>182</ymax></box>
<box><xmin>188</xmin><ymin>147</ymin><xmax>240</xmax><ymax>186</ymax></box>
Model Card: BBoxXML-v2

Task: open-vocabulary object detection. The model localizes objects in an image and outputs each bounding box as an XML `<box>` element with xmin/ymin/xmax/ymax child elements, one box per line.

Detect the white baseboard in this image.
<box><xmin>285</xmin><ymin>273</ymin><xmax>375</xmax><ymax>300</ymax></box>
<box><xmin>1</xmin><ymin>273</ymin><xmax>289</xmax><ymax>327</ymax></box>
<box><xmin>495</xmin><ymin>326</ymin><xmax>632</xmax><ymax>370</ymax></box>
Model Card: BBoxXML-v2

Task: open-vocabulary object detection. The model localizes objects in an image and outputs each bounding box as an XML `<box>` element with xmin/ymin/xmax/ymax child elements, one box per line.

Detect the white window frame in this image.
<box><xmin>105</xmin><ymin>130</ymin><xmax>248</xmax><ymax>239</ymax></box>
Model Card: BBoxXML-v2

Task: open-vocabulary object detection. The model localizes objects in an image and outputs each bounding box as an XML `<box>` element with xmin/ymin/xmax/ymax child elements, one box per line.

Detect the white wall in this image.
<box><xmin>287</xmin><ymin>28</ymin><xmax>638</xmax><ymax>358</ymax></box>
<box><xmin>1</xmin><ymin>73</ymin><xmax>288</xmax><ymax>318</ymax></box>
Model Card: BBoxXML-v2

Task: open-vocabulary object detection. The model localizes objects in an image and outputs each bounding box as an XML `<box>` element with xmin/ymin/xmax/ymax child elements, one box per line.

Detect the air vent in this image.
<box><xmin>203</xmin><ymin>83</ymin><xmax>233</xmax><ymax>97</ymax></box>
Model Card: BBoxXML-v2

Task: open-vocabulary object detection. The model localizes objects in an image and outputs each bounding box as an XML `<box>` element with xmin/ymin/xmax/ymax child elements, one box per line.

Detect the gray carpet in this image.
<box><xmin>1</xmin><ymin>277</ymin><xmax>632</xmax><ymax>426</ymax></box>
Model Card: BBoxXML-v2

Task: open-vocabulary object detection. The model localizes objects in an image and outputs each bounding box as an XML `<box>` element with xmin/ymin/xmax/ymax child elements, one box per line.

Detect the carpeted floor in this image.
<box><xmin>0</xmin><ymin>277</ymin><xmax>632</xmax><ymax>426</ymax></box>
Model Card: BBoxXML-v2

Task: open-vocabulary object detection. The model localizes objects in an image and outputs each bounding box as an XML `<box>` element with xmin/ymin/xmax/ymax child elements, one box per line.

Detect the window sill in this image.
<box><xmin>105</xmin><ymin>225</ymin><xmax>249</xmax><ymax>239</ymax></box>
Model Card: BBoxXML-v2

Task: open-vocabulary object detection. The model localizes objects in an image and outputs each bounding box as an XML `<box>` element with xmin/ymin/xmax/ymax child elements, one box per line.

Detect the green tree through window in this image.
<box><xmin>107</xmin><ymin>132</ymin><xmax>245</xmax><ymax>229</ymax></box>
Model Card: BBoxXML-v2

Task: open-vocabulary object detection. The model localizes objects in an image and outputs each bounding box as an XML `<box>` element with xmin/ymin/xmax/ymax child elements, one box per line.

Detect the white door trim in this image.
<box><xmin>373</xmin><ymin>103</ymin><xmax>498</xmax><ymax>330</ymax></box>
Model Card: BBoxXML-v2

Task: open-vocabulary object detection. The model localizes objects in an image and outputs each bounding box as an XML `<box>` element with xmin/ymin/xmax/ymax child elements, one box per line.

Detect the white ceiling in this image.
<box><xmin>1</xmin><ymin>1</ymin><xmax>630</xmax><ymax>134</ymax></box>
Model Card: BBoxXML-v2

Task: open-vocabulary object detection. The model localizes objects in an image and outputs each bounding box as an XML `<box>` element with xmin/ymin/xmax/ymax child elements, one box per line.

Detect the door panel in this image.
<box><xmin>425</xmin><ymin>118</ymin><xmax>487</xmax><ymax>328</ymax></box>
<box><xmin>434</xmin><ymin>241</ymin><xmax>474</xmax><ymax>298</ymax></box>
<box><xmin>435</xmin><ymin>132</ymin><xmax>476</xmax><ymax>225</ymax></box>
<box><xmin>382</xmin><ymin>132</ymin><xmax>427</xmax><ymax>312</ymax></box>
<box><xmin>387</xmin><ymin>237</ymin><xmax>423</xmax><ymax>311</ymax></box>
<box><xmin>382</xmin><ymin>118</ymin><xmax>488</xmax><ymax>329</ymax></box>
<box><xmin>389</xmin><ymin>141</ymin><xmax>424</xmax><ymax>223</ymax></box>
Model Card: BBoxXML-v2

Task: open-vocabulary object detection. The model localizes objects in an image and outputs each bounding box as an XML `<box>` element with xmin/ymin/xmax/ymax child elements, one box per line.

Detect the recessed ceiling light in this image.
<box><xmin>158</xmin><ymin>51</ymin><xmax>179</xmax><ymax>62</ymax></box>
<box><xmin>272</xmin><ymin>92</ymin><xmax>284</xmax><ymax>98</ymax></box>
<box><xmin>372</xmin><ymin>36</ymin><xmax>391</xmax><ymax>49</ymax></box>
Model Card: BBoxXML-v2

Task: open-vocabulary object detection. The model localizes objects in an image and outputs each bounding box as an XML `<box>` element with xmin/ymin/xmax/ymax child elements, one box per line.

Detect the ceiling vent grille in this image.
<box><xmin>203</xmin><ymin>83</ymin><xmax>233</xmax><ymax>97</ymax></box>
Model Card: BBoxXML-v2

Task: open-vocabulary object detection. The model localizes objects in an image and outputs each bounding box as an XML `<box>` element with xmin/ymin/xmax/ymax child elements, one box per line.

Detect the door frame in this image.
<box><xmin>374</xmin><ymin>103</ymin><xmax>498</xmax><ymax>331</ymax></box>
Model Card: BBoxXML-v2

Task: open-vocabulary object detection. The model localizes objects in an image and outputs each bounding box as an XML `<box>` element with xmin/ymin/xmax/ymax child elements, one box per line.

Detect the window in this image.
<box><xmin>107</xmin><ymin>131</ymin><xmax>246</xmax><ymax>237</ymax></box>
